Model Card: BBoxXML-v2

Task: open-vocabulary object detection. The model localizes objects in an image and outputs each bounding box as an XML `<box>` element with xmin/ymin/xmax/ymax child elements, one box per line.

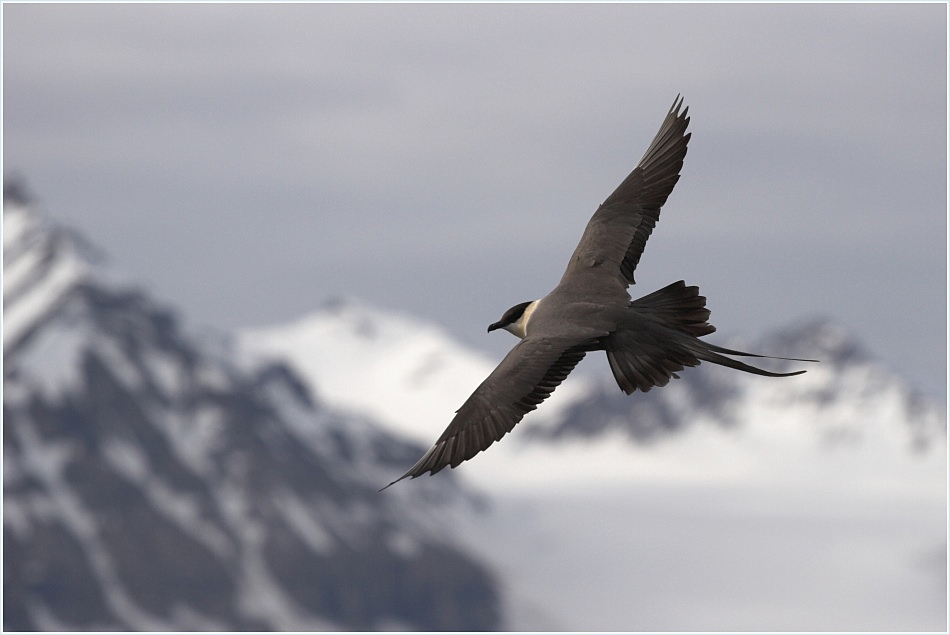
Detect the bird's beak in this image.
<box><xmin>487</xmin><ymin>322</ymin><xmax>502</xmax><ymax>333</ymax></box>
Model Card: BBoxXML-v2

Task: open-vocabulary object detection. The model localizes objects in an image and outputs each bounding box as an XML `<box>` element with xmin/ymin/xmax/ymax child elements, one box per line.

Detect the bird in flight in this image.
<box><xmin>383</xmin><ymin>96</ymin><xmax>813</xmax><ymax>489</ymax></box>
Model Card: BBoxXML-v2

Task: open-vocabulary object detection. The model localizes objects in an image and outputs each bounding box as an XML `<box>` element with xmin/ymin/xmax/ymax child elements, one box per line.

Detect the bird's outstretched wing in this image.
<box><xmin>382</xmin><ymin>337</ymin><xmax>591</xmax><ymax>488</ymax></box>
<box><xmin>560</xmin><ymin>95</ymin><xmax>691</xmax><ymax>290</ymax></box>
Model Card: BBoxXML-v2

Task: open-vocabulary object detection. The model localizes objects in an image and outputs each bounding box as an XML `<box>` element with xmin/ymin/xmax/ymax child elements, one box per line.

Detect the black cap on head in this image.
<box><xmin>488</xmin><ymin>301</ymin><xmax>532</xmax><ymax>332</ymax></box>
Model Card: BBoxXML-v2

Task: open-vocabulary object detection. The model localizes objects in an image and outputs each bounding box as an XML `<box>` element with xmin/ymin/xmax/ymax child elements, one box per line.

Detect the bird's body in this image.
<box><xmin>383</xmin><ymin>96</ymin><xmax>813</xmax><ymax>489</ymax></box>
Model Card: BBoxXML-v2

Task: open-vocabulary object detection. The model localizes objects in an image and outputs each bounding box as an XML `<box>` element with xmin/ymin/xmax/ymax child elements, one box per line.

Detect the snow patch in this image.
<box><xmin>154</xmin><ymin>405</ymin><xmax>226</xmax><ymax>477</ymax></box>
<box><xmin>102</xmin><ymin>437</ymin><xmax>149</xmax><ymax>482</ymax></box>
<box><xmin>3</xmin><ymin>257</ymin><xmax>86</xmax><ymax>351</ymax></box>
<box><xmin>273</xmin><ymin>489</ymin><xmax>337</xmax><ymax>555</ymax></box>
<box><xmin>144</xmin><ymin>347</ymin><xmax>183</xmax><ymax>398</ymax></box>
<box><xmin>3</xmin><ymin>204</ymin><xmax>91</xmax><ymax>349</ymax></box>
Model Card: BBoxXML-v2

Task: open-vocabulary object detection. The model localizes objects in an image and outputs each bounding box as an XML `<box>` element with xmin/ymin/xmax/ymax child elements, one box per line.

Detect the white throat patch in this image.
<box><xmin>504</xmin><ymin>299</ymin><xmax>540</xmax><ymax>339</ymax></box>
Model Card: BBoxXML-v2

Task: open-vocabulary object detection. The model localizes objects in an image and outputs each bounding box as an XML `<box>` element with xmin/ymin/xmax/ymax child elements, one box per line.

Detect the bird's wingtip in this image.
<box><xmin>379</xmin><ymin>477</ymin><xmax>402</xmax><ymax>492</ymax></box>
<box><xmin>380</xmin><ymin>458</ymin><xmax>432</xmax><ymax>491</ymax></box>
<box><xmin>671</xmin><ymin>93</ymin><xmax>686</xmax><ymax>113</ymax></box>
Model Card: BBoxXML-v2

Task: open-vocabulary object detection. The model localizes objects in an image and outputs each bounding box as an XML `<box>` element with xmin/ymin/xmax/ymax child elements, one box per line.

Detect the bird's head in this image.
<box><xmin>488</xmin><ymin>300</ymin><xmax>537</xmax><ymax>339</ymax></box>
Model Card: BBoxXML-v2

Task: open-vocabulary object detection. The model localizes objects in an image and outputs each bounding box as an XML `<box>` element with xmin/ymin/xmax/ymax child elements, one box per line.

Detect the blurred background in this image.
<box><xmin>3</xmin><ymin>3</ymin><xmax>947</xmax><ymax>631</ymax></box>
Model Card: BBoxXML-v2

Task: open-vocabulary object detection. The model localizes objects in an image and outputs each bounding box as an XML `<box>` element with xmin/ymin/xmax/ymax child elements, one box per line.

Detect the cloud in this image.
<box><xmin>3</xmin><ymin>2</ymin><xmax>946</xmax><ymax>396</ymax></box>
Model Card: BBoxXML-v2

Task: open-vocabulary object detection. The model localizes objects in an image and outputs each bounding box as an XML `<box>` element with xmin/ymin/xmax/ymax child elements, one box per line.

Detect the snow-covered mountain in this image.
<box><xmin>2</xmin><ymin>186</ymin><xmax>501</xmax><ymax>631</ymax></box>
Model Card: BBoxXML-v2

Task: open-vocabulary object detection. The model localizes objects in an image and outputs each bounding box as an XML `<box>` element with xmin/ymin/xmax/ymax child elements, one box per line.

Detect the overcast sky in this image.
<box><xmin>3</xmin><ymin>3</ymin><xmax>947</xmax><ymax>398</ymax></box>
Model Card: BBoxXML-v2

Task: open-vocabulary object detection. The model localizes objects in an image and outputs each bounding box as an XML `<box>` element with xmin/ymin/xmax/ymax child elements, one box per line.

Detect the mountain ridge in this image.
<box><xmin>3</xmin><ymin>192</ymin><xmax>501</xmax><ymax>631</ymax></box>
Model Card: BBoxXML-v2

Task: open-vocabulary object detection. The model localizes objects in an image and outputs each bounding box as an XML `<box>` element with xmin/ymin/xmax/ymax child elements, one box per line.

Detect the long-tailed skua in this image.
<box><xmin>383</xmin><ymin>96</ymin><xmax>814</xmax><ymax>489</ymax></box>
